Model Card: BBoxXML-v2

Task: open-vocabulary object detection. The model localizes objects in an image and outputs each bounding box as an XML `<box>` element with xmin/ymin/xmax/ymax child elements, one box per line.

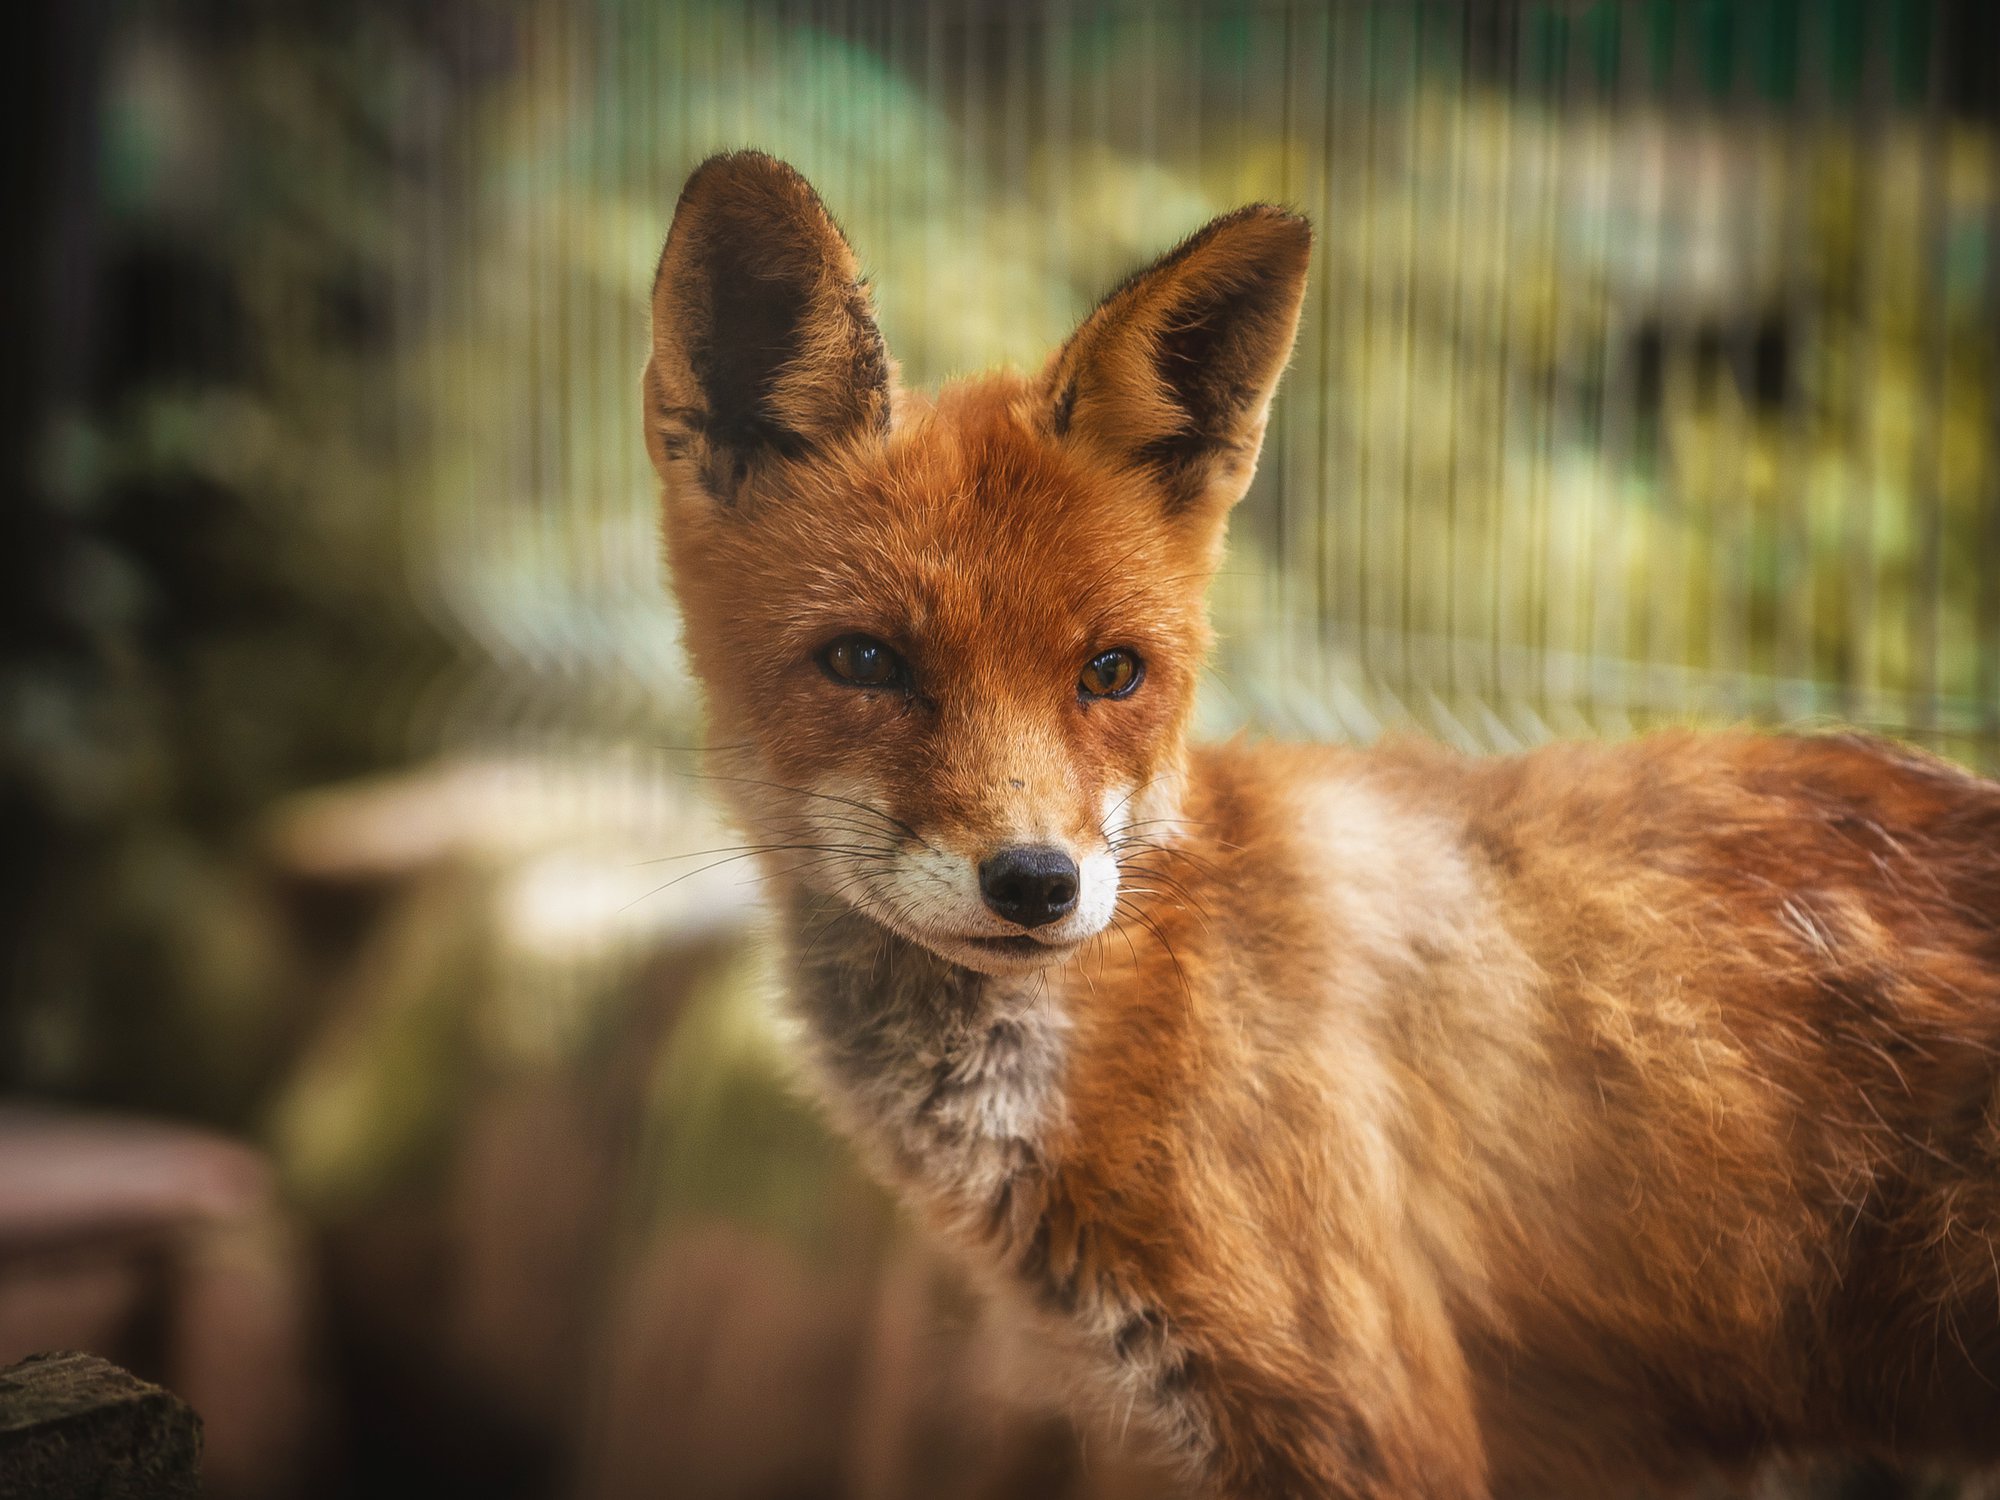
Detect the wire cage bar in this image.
<box><xmin>150</xmin><ymin>0</ymin><xmax>2000</xmax><ymax>770</ymax></box>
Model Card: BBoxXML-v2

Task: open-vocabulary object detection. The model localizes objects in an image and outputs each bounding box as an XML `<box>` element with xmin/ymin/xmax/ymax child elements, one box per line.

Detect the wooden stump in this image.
<box><xmin>0</xmin><ymin>1350</ymin><xmax>202</xmax><ymax>1499</ymax></box>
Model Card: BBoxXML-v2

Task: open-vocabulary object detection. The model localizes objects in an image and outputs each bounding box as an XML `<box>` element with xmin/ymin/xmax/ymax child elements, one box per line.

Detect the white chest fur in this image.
<box><xmin>781</xmin><ymin>905</ymin><xmax>1213</xmax><ymax>1469</ymax></box>
<box><xmin>785</xmin><ymin>908</ymin><xmax>1070</xmax><ymax>1232</ymax></box>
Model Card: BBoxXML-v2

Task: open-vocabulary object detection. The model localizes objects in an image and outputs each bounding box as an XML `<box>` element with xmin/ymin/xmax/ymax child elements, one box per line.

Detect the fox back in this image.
<box><xmin>645</xmin><ymin>152</ymin><xmax>2000</xmax><ymax>1499</ymax></box>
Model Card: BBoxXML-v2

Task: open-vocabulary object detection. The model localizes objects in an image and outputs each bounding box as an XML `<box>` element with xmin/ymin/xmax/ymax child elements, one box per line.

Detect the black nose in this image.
<box><xmin>979</xmin><ymin>845</ymin><xmax>1080</xmax><ymax>929</ymax></box>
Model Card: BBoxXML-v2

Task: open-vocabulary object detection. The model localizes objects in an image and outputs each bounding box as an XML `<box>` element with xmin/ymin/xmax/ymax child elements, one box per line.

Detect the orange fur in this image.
<box><xmin>645</xmin><ymin>153</ymin><xmax>2000</xmax><ymax>1498</ymax></box>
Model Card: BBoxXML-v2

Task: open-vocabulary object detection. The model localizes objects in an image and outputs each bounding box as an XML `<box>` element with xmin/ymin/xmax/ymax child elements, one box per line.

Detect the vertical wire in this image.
<box><xmin>1707</xmin><ymin>2</ymin><xmax>1751</xmax><ymax>722</ymax></box>
<box><xmin>1045</xmin><ymin>0</ymin><xmax>1072</xmax><ymax>361</ymax></box>
<box><xmin>1648</xmin><ymin>0</ymin><xmax>1692</xmax><ymax>729</ymax></box>
<box><xmin>538</xmin><ymin>0</ymin><xmax>562</xmax><ymax>745</ymax></box>
<box><xmin>856</xmin><ymin>2</ymin><xmax>867</xmax><ymax>270</ymax></box>
<box><xmin>1669</xmin><ymin>0</ymin><xmax>1707</xmax><ymax>718</ymax></box>
<box><xmin>634</xmin><ymin>0</ymin><xmax>654</xmax><ymax>716</ymax></box>
<box><xmin>1566</xmin><ymin>4</ymin><xmax>1593</xmax><ymax>727</ymax></box>
<box><xmin>593</xmin><ymin>0</ymin><xmax>616</xmax><ymax>733</ymax></box>
<box><xmin>1844</xmin><ymin>0</ymin><xmax>1881</xmax><ymax>727</ymax></box>
<box><xmin>1774</xmin><ymin>0</ymin><xmax>1816</xmax><ymax>728</ymax></box>
<box><xmin>1562</xmin><ymin>2</ymin><xmax>1598</xmax><ymax>733</ymax></box>
<box><xmin>1003</xmin><ymin>0</ymin><xmax>1028</xmax><ymax>358</ymax></box>
<box><xmin>1500</xmin><ymin>0</ymin><xmax>1532</xmax><ymax>723</ymax></box>
<box><xmin>1275</xmin><ymin>0</ymin><xmax>1297</xmax><ymax>643</ymax></box>
<box><xmin>1440</xmin><ymin>0</ymin><xmax>1472</xmax><ymax>720</ymax></box>
<box><xmin>551</xmin><ymin>0</ymin><xmax>574</xmax><ymax>744</ymax></box>
<box><xmin>1316</xmin><ymin>0</ymin><xmax>1343</xmax><ymax>665</ymax></box>
<box><xmin>1391</xmin><ymin>4</ymin><xmax>1420</xmax><ymax>702</ymax></box>
<box><xmin>880</xmin><ymin>0</ymin><xmax>897</xmax><ymax>338</ymax></box>
<box><xmin>447</xmin><ymin>0</ymin><xmax>483</xmax><ymax>756</ymax></box>
<box><xmin>1572</xmin><ymin>1</ymin><xmax>1617</xmax><ymax>735</ymax></box>
<box><xmin>886</xmin><ymin>0</ymin><xmax>904</xmax><ymax>322</ymax></box>
<box><xmin>551</xmin><ymin>0</ymin><xmax>574</xmax><ymax>746</ymax></box>
<box><xmin>1527</xmin><ymin>4</ymin><xmax>1566</xmax><ymax>733</ymax></box>
<box><xmin>1515</xmin><ymin>5</ymin><xmax>1543</xmax><ymax>726</ymax></box>
<box><xmin>921</xmin><ymin>0</ymin><xmax>943</xmax><ymax>384</ymax></box>
<box><xmin>566</xmin><ymin>0</ymin><xmax>588</xmax><ymax>742</ymax></box>
<box><xmin>1985</xmin><ymin>17</ymin><xmax>2000</xmax><ymax>768</ymax></box>
<box><xmin>1186</xmin><ymin>8</ymin><xmax>1204</xmax><ymax>225</ymax></box>
<box><xmin>961</xmin><ymin>0</ymin><xmax>980</xmax><ymax>377</ymax></box>
<box><xmin>1486</xmin><ymin>2</ymin><xmax>1519</xmax><ymax>732</ymax></box>
<box><xmin>1091</xmin><ymin>2</ymin><xmax>1113</xmax><ymax>303</ymax></box>
<box><xmin>1354</xmin><ymin>0</ymin><xmax>1380</xmax><ymax>687</ymax></box>
<box><xmin>521</xmin><ymin>0</ymin><xmax>547</xmax><ymax>749</ymax></box>
<box><xmin>1586</xmin><ymin>0</ymin><xmax>1638</xmax><ymax>736</ymax></box>
<box><xmin>1292</xmin><ymin>0</ymin><xmax>1333</xmax><ymax>718</ymax></box>
<box><xmin>1138</xmin><ymin>0</ymin><xmax>1158</xmax><ymax>190</ymax></box>
<box><xmin>1912</xmin><ymin>0</ymin><xmax>1948</xmax><ymax>747</ymax></box>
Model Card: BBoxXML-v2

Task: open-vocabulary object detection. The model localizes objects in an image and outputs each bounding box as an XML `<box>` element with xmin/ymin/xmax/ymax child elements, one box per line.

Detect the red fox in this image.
<box><xmin>643</xmin><ymin>151</ymin><xmax>2000</xmax><ymax>1498</ymax></box>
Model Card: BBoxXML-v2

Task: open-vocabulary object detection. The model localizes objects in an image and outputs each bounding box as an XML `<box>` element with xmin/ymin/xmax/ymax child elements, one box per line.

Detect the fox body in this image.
<box><xmin>644</xmin><ymin>152</ymin><xmax>2000</xmax><ymax>1498</ymax></box>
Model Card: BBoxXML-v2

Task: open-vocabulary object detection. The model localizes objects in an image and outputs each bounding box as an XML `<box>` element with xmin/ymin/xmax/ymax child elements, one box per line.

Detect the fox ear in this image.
<box><xmin>1044</xmin><ymin>205</ymin><xmax>1310</xmax><ymax>514</ymax></box>
<box><xmin>645</xmin><ymin>152</ymin><xmax>892</xmax><ymax>505</ymax></box>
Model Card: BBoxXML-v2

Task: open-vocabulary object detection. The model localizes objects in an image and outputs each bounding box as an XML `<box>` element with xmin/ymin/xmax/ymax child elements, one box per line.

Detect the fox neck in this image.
<box><xmin>771</xmin><ymin>881</ymin><xmax>1215</xmax><ymax>1468</ymax></box>
<box><xmin>777</xmin><ymin>892</ymin><xmax>1071</xmax><ymax>1237</ymax></box>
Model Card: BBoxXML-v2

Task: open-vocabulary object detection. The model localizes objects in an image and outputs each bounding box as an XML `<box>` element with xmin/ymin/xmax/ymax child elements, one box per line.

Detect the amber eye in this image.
<box><xmin>1079</xmin><ymin>648</ymin><xmax>1142</xmax><ymax>700</ymax></box>
<box><xmin>820</xmin><ymin>635</ymin><xmax>906</xmax><ymax>689</ymax></box>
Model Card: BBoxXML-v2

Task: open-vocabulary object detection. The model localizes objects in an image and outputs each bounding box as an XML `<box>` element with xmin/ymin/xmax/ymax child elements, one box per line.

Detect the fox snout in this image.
<box><xmin>852</xmin><ymin>811</ymin><xmax>1122</xmax><ymax>975</ymax></box>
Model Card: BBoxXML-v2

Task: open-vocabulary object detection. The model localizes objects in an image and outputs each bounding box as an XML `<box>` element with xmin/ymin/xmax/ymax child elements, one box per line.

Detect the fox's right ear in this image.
<box><xmin>645</xmin><ymin>152</ymin><xmax>892</xmax><ymax>507</ymax></box>
<box><xmin>1044</xmin><ymin>205</ymin><xmax>1310</xmax><ymax>519</ymax></box>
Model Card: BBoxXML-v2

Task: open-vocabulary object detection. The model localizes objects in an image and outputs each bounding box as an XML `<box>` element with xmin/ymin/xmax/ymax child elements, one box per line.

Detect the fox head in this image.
<box><xmin>645</xmin><ymin>151</ymin><xmax>1309</xmax><ymax>975</ymax></box>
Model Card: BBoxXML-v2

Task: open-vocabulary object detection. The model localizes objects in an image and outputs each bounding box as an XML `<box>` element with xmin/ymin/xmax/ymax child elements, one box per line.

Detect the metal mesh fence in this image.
<box><xmin>282</xmin><ymin>0</ymin><xmax>1999</xmax><ymax>770</ymax></box>
<box><xmin>21</xmin><ymin>0</ymin><xmax>1996</xmax><ymax>1112</ymax></box>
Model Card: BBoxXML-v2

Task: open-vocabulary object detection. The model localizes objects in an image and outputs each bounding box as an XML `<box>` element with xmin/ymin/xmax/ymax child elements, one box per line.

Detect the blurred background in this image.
<box><xmin>3</xmin><ymin>1</ymin><xmax>1997</xmax><ymax>1497</ymax></box>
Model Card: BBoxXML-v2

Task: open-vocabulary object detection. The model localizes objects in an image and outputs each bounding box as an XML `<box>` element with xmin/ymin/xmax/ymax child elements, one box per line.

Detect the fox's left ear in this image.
<box><xmin>1044</xmin><ymin>205</ymin><xmax>1310</xmax><ymax>515</ymax></box>
<box><xmin>645</xmin><ymin>152</ymin><xmax>893</xmax><ymax>508</ymax></box>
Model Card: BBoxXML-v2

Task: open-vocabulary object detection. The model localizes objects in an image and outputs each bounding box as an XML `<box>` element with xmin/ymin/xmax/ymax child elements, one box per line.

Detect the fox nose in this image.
<box><xmin>979</xmin><ymin>845</ymin><xmax>1080</xmax><ymax>929</ymax></box>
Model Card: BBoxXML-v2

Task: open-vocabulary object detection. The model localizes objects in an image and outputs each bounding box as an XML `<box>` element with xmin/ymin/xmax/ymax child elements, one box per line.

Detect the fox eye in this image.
<box><xmin>820</xmin><ymin>634</ymin><xmax>906</xmax><ymax>689</ymax></box>
<box><xmin>1079</xmin><ymin>648</ymin><xmax>1142</xmax><ymax>700</ymax></box>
